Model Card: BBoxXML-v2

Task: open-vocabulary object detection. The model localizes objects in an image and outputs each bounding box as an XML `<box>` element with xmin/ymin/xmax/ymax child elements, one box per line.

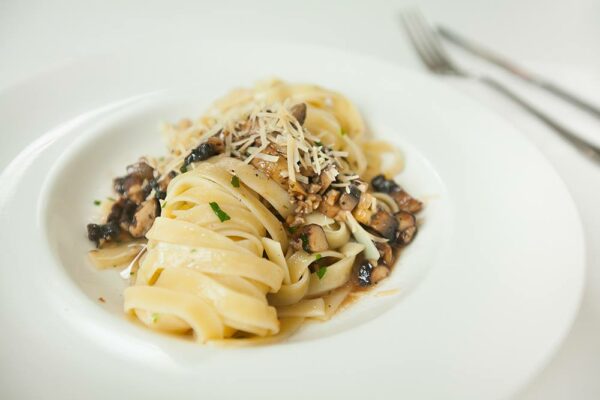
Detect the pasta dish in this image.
<box><xmin>86</xmin><ymin>80</ymin><xmax>422</xmax><ymax>345</ymax></box>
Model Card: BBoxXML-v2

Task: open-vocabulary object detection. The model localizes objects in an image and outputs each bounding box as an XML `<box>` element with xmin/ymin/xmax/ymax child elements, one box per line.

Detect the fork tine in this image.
<box><xmin>411</xmin><ymin>9</ymin><xmax>456</xmax><ymax>71</ymax></box>
<box><xmin>400</xmin><ymin>10</ymin><xmax>439</xmax><ymax>71</ymax></box>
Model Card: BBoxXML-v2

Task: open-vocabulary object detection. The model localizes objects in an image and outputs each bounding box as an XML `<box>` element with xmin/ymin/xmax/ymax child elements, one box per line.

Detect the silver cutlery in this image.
<box><xmin>438</xmin><ymin>26</ymin><xmax>600</xmax><ymax>119</ymax></box>
<box><xmin>400</xmin><ymin>9</ymin><xmax>600</xmax><ymax>164</ymax></box>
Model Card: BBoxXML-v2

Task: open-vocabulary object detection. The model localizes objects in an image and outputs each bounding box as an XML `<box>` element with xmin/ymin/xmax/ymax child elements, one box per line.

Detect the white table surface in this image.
<box><xmin>2</xmin><ymin>0</ymin><xmax>599</xmax><ymax>398</ymax></box>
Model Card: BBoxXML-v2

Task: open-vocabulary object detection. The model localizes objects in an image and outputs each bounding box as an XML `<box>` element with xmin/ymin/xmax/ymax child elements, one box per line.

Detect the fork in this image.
<box><xmin>400</xmin><ymin>9</ymin><xmax>600</xmax><ymax>164</ymax></box>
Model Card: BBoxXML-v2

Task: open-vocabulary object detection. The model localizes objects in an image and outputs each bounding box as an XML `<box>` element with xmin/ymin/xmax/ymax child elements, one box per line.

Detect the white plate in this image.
<box><xmin>0</xmin><ymin>40</ymin><xmax>585</xmax><ymax>400</ymax></box>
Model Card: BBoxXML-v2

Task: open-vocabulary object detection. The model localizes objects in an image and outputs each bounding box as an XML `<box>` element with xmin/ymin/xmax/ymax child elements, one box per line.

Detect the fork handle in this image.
<box><xmin>479</xmin><ymin>76</ymin><xmax>600</xmax><ymax>164</ymax></box>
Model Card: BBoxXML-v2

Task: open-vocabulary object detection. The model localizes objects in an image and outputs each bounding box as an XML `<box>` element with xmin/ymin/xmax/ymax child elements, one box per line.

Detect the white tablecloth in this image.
<box><xmin>2</xmin><ymin>0</ymin><xmax>599</xmax><ymax>398</ymax></box>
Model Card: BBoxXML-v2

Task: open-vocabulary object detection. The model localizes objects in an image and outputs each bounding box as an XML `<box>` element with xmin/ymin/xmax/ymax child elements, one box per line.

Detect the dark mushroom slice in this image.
<box><xmin>250</xmin><ymin>145</ymin><xmax>289</xmax><ymax>187</ymax></box>
<box><xmin>371</xmin><ymin>266</ymin><xmax>390</xmax><ymax>284</ymax></box>
<box><xmin>106</xmin><ymin>198</ymin><xmax>138</xmax><ymax>231</ymax></box>
<box><xmin>126</xmin><ymin>161</ymin><xmax>154</xmax><ymax>181</ymax></box>
<box><xmin>181</xmin><ymin>141</ymin><xmax>220</xmax><ymax>172</ymax></box>
<box><xmin>290</xmin><ymin>103</ymin><xmax>307</xmax><ymax>125</ymax></box>
<box><xmin>298</xmin><ymin>224</ymin><xmax>329</xmax><ymax>253</ymax></box>
<box><xmin>87</xmin><ymin>221</ymin><xmax>120</xmax><ymax>246</ymax></box>
<box><xmin>371</xmin><ymin>174</ymin><xmax>400</xmax><ymax>193</ymax></box>
<box><xmin>318</xmin><ymin>189</ymin><xmax>341</xmax><ymax>218</ymax></box>
<box><xmin>371</xmin><ymin>174</ymin><xmax>422</xmax><ymax>213</ymax></box>
<box><xmin>318</xmin><ymin>168</ymin><xmax>335</xmax><ymax>194</ymax></box>
<box><xmin>339</xmin><ymin>184</ymin><xmax>361</xmax><ymax>211</ymax></box>
<box><xmin>375</xmin><ymin>242</ymin><xmax>394</xmax><ymax>266</ymax></box>
<box><xmin>357</xmin><ymin>260</ymin><xmax>375</xmax><ymax>287</ymax></box>
<box><xmin>390</xmin><ymin>190</ymin><xmax>423</xmax><ymax>214</ymax></box>
<box><xmin>395</xmin><ymin>211</ymin><xmax>417</xmax><ymax>244</ymax></box>
<box><xmin>113</xmin><ymin>174</ymin><xmax>143</xmax><ymax>197</ymax></box>
<box><xmin>128</xmin><ymin>198</ymin><xmax>159</xmax><ymax>238</ymax></box>
<box><xmin>368</xmin><ymin>210</ymin><xmax>399</xmax><ymax>241</ymax></box>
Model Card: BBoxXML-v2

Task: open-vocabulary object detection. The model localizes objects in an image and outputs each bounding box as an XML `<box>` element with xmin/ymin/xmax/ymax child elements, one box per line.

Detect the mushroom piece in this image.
<box><xmin>106</xmin><ymin>198</ymin><xmax>138</xmax><ymax>231</ymax></box>
<box><xmin>182</xmin><ymin>141</ymin><xmax>219</xmax><ymax>171</ymax></box>
<box><xmin>87</xmin><ymin>221</ymin><xmax>120</xmax><ymax>246</ymax></box>
<box><xmin>353</xmin><ymin>192</ymin><xmax>375</xmax><ymax>225</ymax></box>
<box><xmin>371</xmin><ymin>174</ymin><xmax>400</xmax><ymax>193</ymax></box>
<box><xmin>371</xmin><ymin>266</ymin><xmax>390</xmax><ymax>284</ymax></box>
<box><xmin>250</xmin><ymin>145</ymin><xmax>289</xmax><ymax>187</ymax></box>
<box><xmin>128</xmin><ymin>198</ymin><xmax>159</xmax><ymax>238</ymax></box>
<box><xmin>357</xmin><ymin>260</ymin><xmax>375</xmax><ymax>287</ymax></box>
<box><xmin>375</xmin><ymin>242</ymin><xmax>394</xmax><ymax>266</ymax></box>
<box><xmin>297</xmin><ymin>224</ymin><xmax>329</xmax><ymax>253</ymax></box>
<box><xmin>290</xmin><ymin>103</ymin><xmax>307</xmax><ymax>125</ymax></box>
<box><xmin>390</xmin><ymin>190</ymin><xmax>423</xmax><ymax>213</ymax></box>
<box><xmin>339</xmin><ymin>185</ymin><xmax>361</xmax><ymax>211</ymax></box>
<box><xmin>126</xmin><ymin>161</ymin><xmax>154</xmax><ymax>181</ymax></box>
<box><xmin>318</xmin><ymin>189</ymin><xmax>341</xmax><ymax>218</ymax></box>
<box><xmin>395</xmin><ymin>211</ymin><xmax>417</xmax><ymax>244</ymax></box>
<box><xmin>368</xmin><ymin>210</ymin><xmax>399</xmax><ymax>241</ymax></box>
<box><xmin>318</xmin><ymin>167</ymin><xmax>335</xmax><ymax>194</ymax></box>
<box><xmin>371</xmin><ymin>174</ymin><xmax>422</xmax><ymax>213</ymax></box>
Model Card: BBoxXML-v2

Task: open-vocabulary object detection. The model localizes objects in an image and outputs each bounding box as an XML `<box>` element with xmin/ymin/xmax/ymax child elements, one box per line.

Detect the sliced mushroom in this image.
<box><xmin>107</xmin><ymin>198</ymin><xmax>138</xmax><ymax>231</ymax></box>
<box><xmin>371</xmin><ymin>174</ymin><xmax>400</xmax><ymax>193</ymax></box>
<box><xmin>297</xmin><ymin>224</ymin><xmax>329</xmax><ymax>253</ymax></box>
<box><xmin>371</xmin><ymin>174</ymin><xmax>422</xmax><ymax>213</ymax></box>
<box><xmin>371</xmin><ymin>266</ymin><xmax>390</xmax><ymax>284</ymax></box>
<box><xmin>87</xmin><ymin>221</ymin><xmax>120</xmax><ymax>246</ymax></box>
<box><xmin>395</xmin><ymin>211</ymin><xmax>416</xmax><ymax>231</ymax></box>
<box><xmin>128</xmin><ymin>198</ymin><xmax>159</xmax><ymax>238</ymax></box>
<box><xmin>376</xmin><ymin>242</ymin><xmax>394</xmax><ymax>266</ymax></box>
<box><xmin>318</xmin><ymin>167</ymin><xmax>335</xmax><ymax>194</ymax></box>
<box><xmin>368</xmin><ymin>210</ymin><xmax>399</xmax><ymax>241</ymax></box>
<box><xmin>250</xmin><ymin>145</ymin><xmax>289</xmax><ymax>187</ymax></box>
<box><xmin>395</xmin><ymin>211</ymin><xmax>417</xmax><ymax>245</ymax></box>
<box><xmin>357</xmin><ymin>260</ymin><xmax>375</xmax><ymax>287</ymax></box>
<box><xmin>352</xmin><ymin>192</ymin><xmax>375</xmax><ymax>225</ymax></box>
<box><xmin>126</xmin><ymin>161</ymin><xmax>154</xmax><ymax>181</ymax></box>
<box><xmin>318</xmin><ymin>189</ymin><xmax>340</xmax><ymax>218</ymax></box>
<box><xmin>113</xmin><ymin>174</ymin><xmax>143</xmax><ymax>197</ymax></box>
<box><xmin>290</xmin><ymin>103</ymin><xmax>307</xmax><ymax>125</ymax></box>
<box><xmin>339</xmin><ymin>185</ymin><xmax>361</xmax><ymax>211</ymax></box>
<box><xmin>182</xmin><ymin>141</ymin><xmax>219</xmax><ymax>171</ymax></box>
<box><xmin>390</xmin><ymin>190</ymin><xmax>423</xmax><ymax>213</ymax></box>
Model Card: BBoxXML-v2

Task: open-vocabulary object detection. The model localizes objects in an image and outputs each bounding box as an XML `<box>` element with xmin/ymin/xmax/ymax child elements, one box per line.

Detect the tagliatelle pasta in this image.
<box><xmin>86</xmin><ymin>79</ymin><xmax>423</xmax><ymax>344</ymax></box>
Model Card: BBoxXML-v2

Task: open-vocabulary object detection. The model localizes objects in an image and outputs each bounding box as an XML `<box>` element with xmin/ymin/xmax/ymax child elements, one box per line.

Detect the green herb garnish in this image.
<box><xmin>287</xmin><ymin>226</ymin><xmax>298</xmax><ymax>234</ymax></box>
<box><xmin>93</xmin><ymin>200</ymin><xmax>101</xmax><ymax>206</ymax></box>
<box><xmin>300</xmin><ymin>233</ymin><xmax>309</xmax><ymax>252</ymax></box>
<box><xmin>316</xmin><ymin>265</ymin><xmax>327</xmax><ymax>279</ymax></box>
<box><xmin>161</xmin><ymin>201</ymin><xmax>167</xmax><ymax>208</ymax></box>
<box><xmin>180</xmin><ymin>164</ymin><xmax>188</xmax><ymax>173</ymax></box>
<box><xmin>209</xmin><ymin>202</ymin><xmax>231</xmax><ymax>222</ymax></box>
<box><xmin>151</xmin><ymin>313</ymin><xmax>159</xmax><ymax>323</ymax></box>
<box><xmin>315</xmin><ymin>253</ymin><xmax>322</xmax><ymax>260</ymax></box>
<box><xmin>340</xmin><ymin>129</ymin><xmax>347</xmax><ymax>136</ymax></box>
<box><xmin>231</xmin><ymin>175</ymin><xmax>240</xmax><ymax>188</ymax></box>
<box><xmin>315</xmin><ymin>141</ymin><xmax>323</xmax><ymax>147</ymax></box>
<box><xmin>107</xmin><ymin>197</ymin><xmax>116</xmax><ymax>202</ymax></box>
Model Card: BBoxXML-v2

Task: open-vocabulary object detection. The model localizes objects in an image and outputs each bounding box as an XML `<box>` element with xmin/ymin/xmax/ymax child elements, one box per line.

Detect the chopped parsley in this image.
<box><xmin>315</xmin><ymin>141</ymin><xmax>323</xmax><ymax>147</ymax></box>
<box><xmin>316</xmin><ymin>265</ymin><xmax>327</xmax><ymax>279</ymax></box>
<box><xmin>340</xmin><ymin>129</ymin><xmax>347</xmax><ymax>136</ymax></box>
<box><xmin>209</xmin><ymin>202</ymin><xmax>230</xmax><ymax>222</ymax></box>
<box><xmin>231</xmin><ymin>175</ymin><xmax>240</xmax><ymax>188</ymax></box>
<box><xmin>287</xmin><ymin>226</ymin><xmax>298</xmax><ymax>234</ymax></box>
<box><xmin>300</xmin><ymin>233</ymin><xmax>309</xmax><ymax>252</ymax></box>
<box><xmin>151</xmin><ymin>313</ymin><xmax>159</xmax><ymax>323</ymax></box>
<box><xmin>107</xmin><ymin>197</ymin><xmax>116</xmax><ymax>202</ymax></box>
<box><xmin>93</xmin><ymin>200</ymin><xmax>101</xmax><ymax>206</ymax></box>
<box><xmin>191</xmin><ymin>248</ymin><xmax>197</xmax><ymax>253</ymax></box>
<box><xmin>315</xmin><ymin>253</ymin><xmax>322</xmax><ymax>260</ymax></box>
<box><xmin>180</xmin><ymin>164</ymin><xmax>188</xmax><ymax>173</ymax></box>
